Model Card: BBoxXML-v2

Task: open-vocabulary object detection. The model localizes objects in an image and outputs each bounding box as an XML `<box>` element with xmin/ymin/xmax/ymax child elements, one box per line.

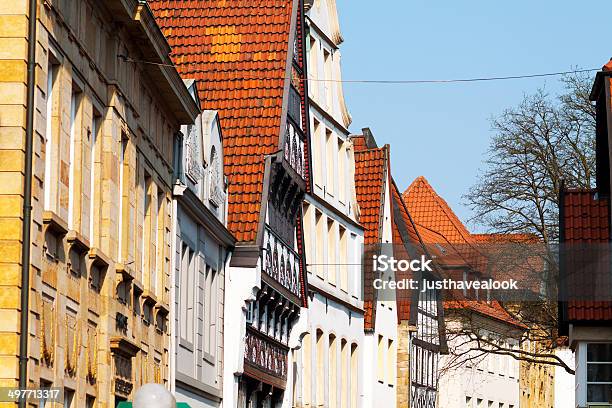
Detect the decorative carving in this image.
<box><xmin>40</xmin><ymin>298</ymin><xmax>55</xmax><ymax>367</ymax></box>
<box><xmin>244</xmin><ymin>327</ymin><xmax>288</xmax><ymax>380</ymax></box>
<box><xmin>262</xmin><ymin>226</ymin><xmax>302</xmax><ymax>298</ymax></box>
<box><xmin>116</xmin><ymin>312</ymin><xmax>129</xmax><ymax>334</ymax></box>
<box><xmin>283</xmin><ymin>123</ymin><xmax>304</xmax><ymax>178</ymax></box>
<box><xmin>185</xmin><ymin>124</ymin><xmax>204</xmax><ymax>182</ymax></box>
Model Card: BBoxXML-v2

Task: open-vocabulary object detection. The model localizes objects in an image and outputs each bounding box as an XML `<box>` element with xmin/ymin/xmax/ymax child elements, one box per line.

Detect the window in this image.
<box><xmin>204</xmin><ymin>265</ymin><xmax>218</xmax><ymax>359</ymax></box>
<box><xmin>327</xmin><ymin>219</ymin><xmax>336</xmax><ymax>285</ymax></box>
<box><xmin>316</xmin><ymin>330</ymin><xmax>325</xmax><ymax>406</ymax></box>
<box><xmin>68</xmin><ymin>86</ymin><xmax>82</xmax><ymax>229</ymax></box>
<box><xmin>39</xmin><ymin>380</ymin><xmax>52</xmax><ymax>408</ymax></box>
<box><xmin>329</xmin><ymin>334</ymin><xmax>337</xmax><ymax>407</ymax></box>
<box><xmin>377</xmin><ymin>335</ymin><xmax>384</xmax><ymax>382</ymax></box>
<box><xmin>44</xmin><ymin>59</ymin><xmax>58</xmax><ymax>211</ymax></box>
<box><xmin>350</xmin><ymin>344</ymin><xmax>359</xmax><ymax>408</ymax></box>
<box><xmin>153</xmin><ymin>189</ymin><xmax>164</xmax><ymax>295</ymax></box>
<box><xmin>180</xmin><ymin>244</ymin><xmax>195</xmax><ymax>344</ymax></box>
<box><xmin>141</xmin><ymin>174</ymin><xmax>152</xmax><ymax>283</ymax></box>
<box><xmin>387</xmin><ymin>339</ymin><xmax>396</xmax><ymax>386</ymax></box>
<box><xmin>86</xmin><ymin>395</ymin><xmax>95</xmax><ymax>408</ymax></box>
<box><xmin>64</xmin><ymin>388</ymin><xmax>75</xmax><ymax>408</ymax></box>
<box><xmin>477</xmin><ymin>399</ymin><xmax>483</xmax><ymax>408</ymax></box>
<box><xmin>89</xmin><ymin>111</ymin><xmax>101</xmax><ymax>243</ymax></box>
<box><xmin>338</xmin><ymin>139</ymin><xmax>346</xmax><ymax>203</ymax></box>
<box><xmin>118</xmin><ymin>136</ymin><xmax>128</xmax><ymax>261</ymax></box>
<box><xmin>302</xmin><ymin>332</ymin><xmax>312</xmax><ymax>405</ymax></box>
<box><xmin>465</xmin><ymin>396</ymin><xmax>473</xmax><ymax>408</ymax></box>
<box><xmin>315</xmin><ymin>210</ymin><xmax>325</xmax><ymax>279</ymax></box>
<box><xmin>339</xmin><ymin>226</ymin><xmax>348</xmax><ymax>292</ymax></box>
<box><xmin>587</xmin><ymin>343</ymin><xmax>612</xmax><ymax>403</ymax></box>
<box><xmin>340</xmin><ymin>339</ymin><xmax>348</xmax><ymax>408</ymax></box>
<box><xmin>308</xmin><ymin>36</ymin><xmax>318</xmax><ymax>100</ymax></box>
<box><xmin>323</xmin><ymin>49</ymin><xmax>332</xmax><ymax>109</ymax></box>
<box><xmin>312</xmin><ymin>119</ymin><xmax>323</xmax><ymax>187</ymax></box>
<box><xmin>325</xmin><ymin>129</ymin><xmax>334</xmax><ymax>194</ymax></box>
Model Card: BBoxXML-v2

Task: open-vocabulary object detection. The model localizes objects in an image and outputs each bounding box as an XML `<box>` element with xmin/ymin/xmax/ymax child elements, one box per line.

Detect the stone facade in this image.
<box><xmin>0</xmin><ymin>0</ymin><xmax>197</xmax><ymax>406</ymax></box>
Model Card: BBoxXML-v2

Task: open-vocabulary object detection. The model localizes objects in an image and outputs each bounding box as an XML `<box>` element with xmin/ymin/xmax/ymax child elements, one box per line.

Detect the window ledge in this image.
<box><xmin>42</xmin><ymin>210</ymin><xmax>68</xmax><ymax>236</ymax></box>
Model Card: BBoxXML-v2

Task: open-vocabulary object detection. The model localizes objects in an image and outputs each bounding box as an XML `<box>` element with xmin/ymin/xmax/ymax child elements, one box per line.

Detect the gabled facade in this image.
<box><xmin>0</xmin><ymin>0</ymin><xmax>199</xmax><ymax>406</ymax></box>
<box><xmin>404</xmin><ymin>177</ymin><xmax>524</xmax><ymax>408</ymax></box>
<box><xmin>351</xmin><ymin>130</ymin><xmax>400</xmax><ymax>408</ymax></box>
<box><xmin>170</xmin><ymin>81</ymin><xmax>236</xmax><ymax>408</ymax></box>
<box><xmin>293</xmin><ymin>1</ymin><xmax>365</xmax><ymax>407</ymax></box>
<box><xmin>558</xmin><ymin>59</ymin><xmax>612</xmax><ymax>408</ymax></box>
<box><xmin>150</xmin><ymin>2</ymin><xmax>313</xmax><ymax>407</ymax></box>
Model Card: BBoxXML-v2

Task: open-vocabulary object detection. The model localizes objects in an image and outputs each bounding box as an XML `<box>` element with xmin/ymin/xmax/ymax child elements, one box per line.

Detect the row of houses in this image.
<box><xmin>0</xmin><ymin>0</ymin><xmax>594</xmax><ymax>407</ymax></box>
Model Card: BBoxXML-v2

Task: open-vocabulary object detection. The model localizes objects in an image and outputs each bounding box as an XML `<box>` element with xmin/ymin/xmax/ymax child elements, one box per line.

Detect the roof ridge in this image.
<box><xmin>403</xmin><ymin>176</ymin><xmax>472</xmax><ymax>244</ymax></box>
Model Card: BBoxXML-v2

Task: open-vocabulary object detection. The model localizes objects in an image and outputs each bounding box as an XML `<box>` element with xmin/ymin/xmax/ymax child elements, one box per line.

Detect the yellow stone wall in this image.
<box><xmin>519</xmin><ymin>338</ymin><xmax>555</xmax><ymax>408</ymax></box>
<box><xmin>0</xmin><ymin>0</ymin><xmax>185</xmax><ymax>406</ymax></box>
<box><xmin>396</xmin><ymin>321</ymin><xmax>412</xmax><ymax>407</ymax></box>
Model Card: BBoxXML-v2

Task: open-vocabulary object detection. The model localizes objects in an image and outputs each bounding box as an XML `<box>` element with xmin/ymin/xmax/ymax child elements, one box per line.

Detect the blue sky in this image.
<box><xmin>334</xmin><ymin>0</ymin><xmax>612</xmax><ymax>231</ymax></box>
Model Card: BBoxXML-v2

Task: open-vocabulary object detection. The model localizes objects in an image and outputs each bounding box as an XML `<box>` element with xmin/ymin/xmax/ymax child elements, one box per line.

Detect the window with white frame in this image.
<box><xmin>179</xmin><ymin>244</ymin><xmax>195</xmax><ymax>345</ymax></box>
<box><xmin>586</xmin><ymin>343</ymin><xmax>612</xmax><ymax>403</ymax></box>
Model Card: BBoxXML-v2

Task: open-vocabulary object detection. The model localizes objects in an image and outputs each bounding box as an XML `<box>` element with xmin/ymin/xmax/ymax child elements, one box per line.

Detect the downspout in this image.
<box><xmin>19</xmin><ymin>0</ymin><xmax>38</xmax><ymax>403</ymax></box>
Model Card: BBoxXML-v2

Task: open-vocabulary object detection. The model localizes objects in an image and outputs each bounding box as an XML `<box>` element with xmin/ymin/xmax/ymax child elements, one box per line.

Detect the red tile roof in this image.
<box><xmin>403</xmin><ymin>176</ymin><xmax>525</xmax><ymax>329</ymax></box>
<box><xmin>561</xmin><ymin>188</ymin><xmax>612</xmax><ymax>322</ymax></box>
<box><xmin>562</xmin><ymin>189</ymin><xmax>609</xmax><ymax>242</ymax></box>
<box><xmin>603</xmin><ymin>58</ymin><xmax>612</xmax><ymax>72</ymax></box>
<box><xmin>404</xmin><ymin>176</ymin><xmax>472</xmax><ymax>244</ymax></box>
<box><xmin>353</xmin><ymin>144</ymin><xmax>389</xmax><ymax>329</ymax></box>
<box><xmin>149</xmin><ymin>0</ymin><xmax>295</xmax><ymax>242</ymax></box>
<box><xmin>354</xmin><ymin>146</ymin><xmax>388</xmax><ymax>245</ymax></box>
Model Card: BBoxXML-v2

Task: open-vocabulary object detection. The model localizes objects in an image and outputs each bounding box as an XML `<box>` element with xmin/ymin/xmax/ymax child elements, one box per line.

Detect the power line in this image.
<box><xmin>118</xmin><ymin>55</ymin><xmax>598</xmax><ymax>85</ymax></box>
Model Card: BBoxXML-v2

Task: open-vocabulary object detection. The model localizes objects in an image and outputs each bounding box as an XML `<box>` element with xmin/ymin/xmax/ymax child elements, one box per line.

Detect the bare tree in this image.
<box><xmin>465</xmin><ymin>72</ymin><xmax>596</xmax><ymax>244</ymax></box>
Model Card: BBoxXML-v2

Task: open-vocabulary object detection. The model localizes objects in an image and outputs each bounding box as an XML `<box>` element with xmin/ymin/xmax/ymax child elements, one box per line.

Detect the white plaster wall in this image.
<box><xmin>553</xmin><ymin>347</ymin><xmax>575</xmax><ymax>408</ymax></box>
<box><xmin>438</xmin><ymin>331</ymin><xmax>520</xmax><ymax>408</ymax></box>
<box><xmin>222</xmin><ymin>262</ymin><xmax>261</xmax><ymax>408</ymax></box>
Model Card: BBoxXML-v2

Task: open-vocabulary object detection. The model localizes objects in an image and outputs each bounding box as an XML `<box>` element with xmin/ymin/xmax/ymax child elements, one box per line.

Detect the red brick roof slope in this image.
<box><xmin>562</xmin><ymin>189</ymin><xmax>609</xmax><ymax>242</ymax></box>
<box><xmin>149</xmin><ymin>0</ymin><xmax>294</xmax><ymax>242</ymax></box>
<box><xmin>391</xmin><ymin>179</ymin><xmax>425</xmax><ymax>322</ymax></box>
<box><xmin>354</xmin><ymin>147</ymin><xmax>387</xmax><ymax>245</ymax></box>
<box><xmin>561</xmin><ymin>189</ymin><xmax>612</xmax><ymax>321</ymax></box>
<box><xmin>404</xmin><ymin>176</ymin><xmax>472</xmax><ymax>244</ymax></box>
<box><xmin>353</xmin><ymin>145</ymin><xmax>389</xmax><ymax>330</ymax></box>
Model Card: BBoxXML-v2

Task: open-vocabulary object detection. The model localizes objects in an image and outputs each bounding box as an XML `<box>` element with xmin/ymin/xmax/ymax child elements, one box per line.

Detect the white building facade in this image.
<box><xmin>170</xmin><ymin>82</ymin><xmax>235</xmax><ymax>408</ymax></box>
<box><xmin>438</xmin><ymin>312</ymin><xmax>523</xmax><ymax>408</ymax></box>
<box><xmin>294</xmin><ymin>1</ymin><xmax>366</xmax><ymax>407</ymax></box>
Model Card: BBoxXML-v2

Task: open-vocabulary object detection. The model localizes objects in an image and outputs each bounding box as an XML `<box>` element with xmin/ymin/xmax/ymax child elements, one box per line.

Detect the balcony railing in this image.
<box><xmin>244</xmin><ymin>326</ymin><xmax>288</xmax><ymax>380</ymax></box>
<box><xmin>263</xmin><ymin>225</ymin><xmax>302</xmax><ymax>299</ymax></box>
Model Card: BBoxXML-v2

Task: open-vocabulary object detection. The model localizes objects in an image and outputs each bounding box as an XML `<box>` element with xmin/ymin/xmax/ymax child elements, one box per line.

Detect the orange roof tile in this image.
<box><xmin>603</xmin><ymin>58</ymin><xmax>612</xmax><ymax>72</ymax></box>
<box><xmin>404</xmin><ymin>176</ymin><xmax>472</xmax><ymax>244</ymax></box>
<box><xmin>353</xmin><ymin>145</ymin><xmax>388</xmax><ymax>330</ymax></box>
<box><xmin>402</xmin><ymin>176</ymin><xmax>525</xmax><ymax>328</ymax></box>
<box><xmin>354</xmin><ymin>147</ymin><xmax>388</xmax><ymax>245</ymax></box>
<box><xmin>150</xmin><ymin>0</ymin><xmax>295</xmax><ymax>243</ymax></box>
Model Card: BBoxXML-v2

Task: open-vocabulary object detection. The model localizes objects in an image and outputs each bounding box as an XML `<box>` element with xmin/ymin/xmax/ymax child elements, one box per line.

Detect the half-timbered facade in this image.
<box><xmin>150</xmin><ymin>2</ymin><xmax>312</xmax><ymax>407</ymax></box>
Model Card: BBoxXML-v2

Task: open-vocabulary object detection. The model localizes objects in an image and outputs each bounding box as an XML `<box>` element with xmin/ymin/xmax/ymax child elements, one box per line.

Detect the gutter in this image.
<box><xmin>19</xmin><ymin>0</ymin><xmax>38</xmax><ymax>403</ymax></box>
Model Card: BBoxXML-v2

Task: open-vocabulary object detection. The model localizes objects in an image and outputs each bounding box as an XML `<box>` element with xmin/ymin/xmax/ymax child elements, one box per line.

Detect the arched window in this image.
<box><xmin>292</xmin><ymin>132</ymin><xmax>298</xmax><ymax>170</ymax></box>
